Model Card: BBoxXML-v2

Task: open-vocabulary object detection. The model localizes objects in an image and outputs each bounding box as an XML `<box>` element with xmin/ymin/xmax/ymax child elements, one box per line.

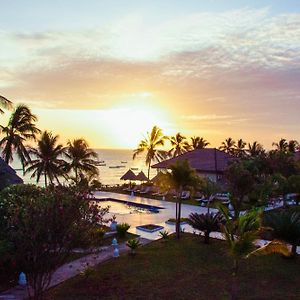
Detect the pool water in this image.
<box><xmin>98</xmin><ymin>200</ymin><xmax>160</xmax><ymax>215</ymax></box>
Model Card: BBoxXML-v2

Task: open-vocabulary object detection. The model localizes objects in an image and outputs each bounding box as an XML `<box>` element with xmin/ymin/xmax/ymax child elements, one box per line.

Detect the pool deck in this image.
<box><xmin>93</xmin><ymin>191</ymin><xmax>218</xmax><ymax>240</ymax></box>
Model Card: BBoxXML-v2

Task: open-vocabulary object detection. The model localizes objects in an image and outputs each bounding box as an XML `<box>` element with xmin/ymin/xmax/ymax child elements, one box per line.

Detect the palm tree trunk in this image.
<box><xmin>75</xmin><ymin>167</ymin><xmax>78</xmax><ymax>183</ymax></box>
<box><xmin>147</xmin><ymin>162</ymin><xmax>151</xmax><ymax>180</ymax></box>
<box><xmin>176</xmin><ymin>187</ymin><xmax>183</xmax><ymax>239</ymax></box>
<box><xmin>44</xmin><ymin>173</ymin><xmax>48</xmax><ymax>187</ymax></box>
<box><xmin>231</xmin><ymin>259</ymin><xmax>239</xmax><ymax>300</ymax></box>
<box><xmin>204</xmin><ymin>231</ymin><xmax>210</xmax><ymax>244</ymax></box>
<box><xmin>291</xmin><ymin>243</ymin><xmax>297</xmax><ymax>257</ymax></box>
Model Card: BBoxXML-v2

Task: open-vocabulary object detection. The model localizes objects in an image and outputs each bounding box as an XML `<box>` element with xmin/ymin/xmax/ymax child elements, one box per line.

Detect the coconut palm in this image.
<box><xmin>0</xmin><ymin>105</ymin><xmax>40</xmax><ymax>171</ymax></box>
<box><xmin>133</xmin><ymin>126</ymin><xmax>167</xmax><ymax>179</ymax></box>
<box><xmin>288</xmin><ymin>140</ymin><xmax>299</xmax><ymax>153</ymax></box>
<box><xmin>25</xmin><ymin>131</ymin><xmax>66</xmax><ymax>186</ymax></box>
<box><xmin>166</xmin><ymin>160</ymin><xmax>198</xmax><ymax>239</ymax></box>
<box><xmin>0</xmin><ymin>95</ymin><xmax>13</xmax><ymax>114</ymax></box>
<box><xmin>190</xmin><ymin>136</ymin><xmax>210</xmax><ymax>150</ymax></box>
<box><xmin>272</xmin><ymin>138</ymin><xmax>289</xmax><ymax>153</ymax></box>
<box><xmin>234</xmin><ymin>138</ymin><xmax>246</xmax><ymax>158</ymax></box>
<box><xmin>65</xmin><ymin>139</ymin><xmax>99</xmax><ymax>184</ymax></box>
<box><xmin>188</xmin><ymin>212</ymin><xmax>224</xmax><ymax>244</ymax></box>
<box><xmin>247</xmin><ymin>141</ymin><xmax>264</xmax><ymax>157</ymax></box>
<box><xmin>168</xmin><ymin>133</ymin><xmax>189</xmax><ymax>158</ymax></box>
<box><xmin>219</xmin><ymin>137</ymin><xmax>235</xmax><ymax>155</ymax></box>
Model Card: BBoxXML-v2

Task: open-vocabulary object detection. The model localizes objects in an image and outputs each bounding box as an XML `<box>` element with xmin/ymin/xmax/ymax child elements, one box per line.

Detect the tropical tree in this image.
<box><xmin>198</xmin><ymin>177</ymin><xmax>220</xmax><ymax>213</ymax></box>
<box><xmin>0</xmin><ymin>104</ymin><xmax>40</xmax><ymax>171</ymax></box>
<box><xmin>0</xmin><ymin>184</ymin><xmax>110</xmax><ymax>300</ymax></box>
<box><xmin>0</xmin><ymin>95</ymin><xmax>13</xmax><ymax>114</ymax></box>
<box><xmin>65</xmin><ymin>139</ymin><xmax>99</xmax><ymax>184</ymax></box>
<box><xmin>219</xmin><ymin>206</ymin><xmax>290</xmax><ymax>300</ymax></box>
<box><xmin>219</xmin><ymin>137</ymin><xmax>235</xmax><ymax>155</ymax></box>
<box><xmin>189</xmin><ymin>136</ymin><xmax>210</xmax><ymax>150</ymax></box>
<box><xmin>247</xmin><ymin>141</ymin><xmax>264</xmax><ymax>157</ymax></box>
<box><xmin>264</xmin><ymin>209</ymin><xmax>300</xmax><ymax>257</ymax></box>
<box><xmin>166</xmin><ymin>160</ymin><xmax>198</xmax><ymax>239</ymax></box>
<box><xmin>234</xmin><ymin>138</ymin><xmax>247</xmax><ymax>158</ymax></box>
<box><xmin>288</xmin><ymin>140</ymin><xmax>299</xmax><ymax>153</ymax></box>
<box><xmin>188</xmin><ymin>212</ymin><xmax>224</xmax><ymax>244</ymax></box>
<box><xmin>25</xmin><ymin>131</ymin><xmax>66</xmax><ymax>186</ymax></box>
<box><xmin>287</xmin><ymin>175</ymin><xmax>300</xmax><ymax>205</ymax></box>
<box><xmin>168</xmin><ymin>132</ymin><xmax>189</xmax><ymax>158</ymax></box>
<box><xmin>224</xmin><ymin>161</ymin><xmax>255</xmax><ymax>220</ymax></box>
<box><xmin>273</xmin><ymin>138</ymin><xmax>288</xmax><ymax>153</ymax></box>
<box><xmin>133</xmin><ymin>126</ymin><xmax>168</xmax><ymax>179</ymax></box>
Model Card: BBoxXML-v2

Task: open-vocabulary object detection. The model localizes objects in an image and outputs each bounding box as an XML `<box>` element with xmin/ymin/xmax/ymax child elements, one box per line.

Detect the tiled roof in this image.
<box><xmin>152</xmin><ymin>148</ymin><xmax>234</xmax><ymax>173</ymax></box>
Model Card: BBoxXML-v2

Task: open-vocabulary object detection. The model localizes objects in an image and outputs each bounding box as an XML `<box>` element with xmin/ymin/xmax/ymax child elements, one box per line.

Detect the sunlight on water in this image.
<box><xmin>10</xmin><ymin>149</ymin><xmax>158</xmax><ymax>186</ymax></box>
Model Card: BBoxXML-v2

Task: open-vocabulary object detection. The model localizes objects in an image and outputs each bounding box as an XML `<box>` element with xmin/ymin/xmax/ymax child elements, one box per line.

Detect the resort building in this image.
<box><xmin>152</xmin><ymin>148</ymin><xmax>235</xmax><ymax>183</ymax></box>
<box><xmin>0</xmin><ymin>158</ymin><xmax>23</xmax><ymax>190</ymax></box>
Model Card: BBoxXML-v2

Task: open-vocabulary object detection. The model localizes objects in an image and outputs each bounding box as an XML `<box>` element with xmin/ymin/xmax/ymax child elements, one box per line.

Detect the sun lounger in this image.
<box><xmin>139</xmin><ymin>186</ymin><xmax>152</xmax><ymax>194</ymax></box>
<box><xmin>181</xmin><ymin>191</ymin><xmax>190</xmax><ymax>199</ymax></box>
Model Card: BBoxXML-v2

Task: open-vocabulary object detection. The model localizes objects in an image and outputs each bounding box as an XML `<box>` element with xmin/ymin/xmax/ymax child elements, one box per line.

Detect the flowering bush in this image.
<box><xmin>0</xmin><ymin>184</ymin><xmax>110</xmax><ymax>299</ymax></box>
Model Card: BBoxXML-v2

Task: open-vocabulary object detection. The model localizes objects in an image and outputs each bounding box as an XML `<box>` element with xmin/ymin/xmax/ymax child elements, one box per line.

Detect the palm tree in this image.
<box><xmin>234</xmin><ymin>139</ymin><xmax>246</xmax><ymax>158</ymax></box>
<box><xmin>272</xmin><ymin>138</ymin><xmax>288</xmax><ymax>152</ymax></box>
<box><xmin>219</xmin><ymin>137</ymin><xmax>235</xmax><ymax>155</ymax></box>
<box><xmin>247</xmin><ymin>141</ymin><xmax>264</xmax><ymax>157</ymax></box>
<box><xmin>168</xmin><ymin>133</ymin><xmax>189</xmax><ymax>158</ymax></box>
<box><xmin>25</xmin><ymin>131</ymin><xmax>66</xmax><ymax>186</ymax></box>
<box><xmin>188</xmin><ymin>212</ymin><xmax>224</xmax><ymax>244</ymax></box>
<box><xmin>264</xmin><ymin>209</ymin><xmax>300</xmax><ymax>256</ymax></box>
<box><xmin>190</xmin><ymin>136</ymin><xmax>210</xmax><ymax>150</ymax></box>
<box><xmin>288</xmin><ymin>140</ymin><xmax>299</xmax><ymax>153</ymax></box>
<box><xmin>219</xmin><ymin>206</ymin><xmax>290</xmax><ymax>300</ymax></box>
<box><xmin>0</xmin><ymin>105</ymin><xmax>40</xmax><ymax>171</ymax></box>
<box><xmin>65</xmin><ymin>139</ymin><xmax>99</xmax><ymax>184</ymax></box>
<box><xmin>133</xmin><ymin>126</ymin><xmax>167</xmax><ymax>179</ymax></box>
<box><xmin>0</xmin><ymin>95</ymin><xmax>13</xmax><ymax>114</ymax></box>
<box><xmin>166</xmin><ymin>160</ymin><xmax>198</xmax><ymax>239</ymax></box>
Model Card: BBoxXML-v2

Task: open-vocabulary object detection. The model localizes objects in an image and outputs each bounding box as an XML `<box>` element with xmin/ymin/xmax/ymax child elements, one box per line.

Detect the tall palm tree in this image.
<box><xmin>25</xmin><ymin>131</ymin><xmax>66</xmax><ymax>186</ymax></box>
<box><xmin>247</xmin><ymin>141</ymin><xmax>264</xmax><ymax>157</ymax></box>
<box><xmin>234</xmin><ymin>138</ymin><xmax>246</xmax><ymax>158</ymax></box>
<box><xmin>190</xmin><ymin>136</ymin><xmax>210</xmax><ymax>150</ymax></box>
<box><xmin>0</xmin><ymin>104</ymin><xmax>40</xmax><ymax>171</ymax></box>
<box><xmin>288</xmin><ymin>140</ymin><xmax>299</xmax><ymax>153</ymax></box>
<box><xmin>133</xmin><ymin>126</ymin><xmax>168</xmax><ymax>179</ymax></box>
<box><xmin>65</xmin><ymin>138</ymin><xmax>99</xmax><ymax>183</ymax></box>
<box><xmin>168</xmin><ymin>132</ymin><xmax>189</xmax><ymax>158</ymax></box>
<box><xmin>219</xmin><ymin>137</ymin><xmax>235</xmax><ymax>155</ymax></box>
<box><xmin>272</xmin><ymin>138</ymin><xmax>288</xmax><ymax>152</ymax></box>
<box><xmin>166</xmin><ymin>160</ymin><xmax>198</xmax><ymax>239</ymax></box>
<box><xmin>0</xmin><ymin>95</ymin><xmax>13</xmax><ymax>114</ymax></box>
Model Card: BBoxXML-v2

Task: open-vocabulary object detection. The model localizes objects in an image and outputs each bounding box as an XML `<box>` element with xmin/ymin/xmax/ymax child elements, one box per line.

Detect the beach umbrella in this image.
<box><xmin>136</xmin><ymin>171</ymin><xmax>148</xmax><ymax>182</ymax></box>
<box><xmin>120</xmin><ymin>169</ymin><xmax>137</xmax><ymax>181</ymax></box>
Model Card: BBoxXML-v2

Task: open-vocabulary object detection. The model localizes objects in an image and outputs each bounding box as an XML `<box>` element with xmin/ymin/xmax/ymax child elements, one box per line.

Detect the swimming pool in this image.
<box><xmin>96</xmin><ymin>198</ymin><xmax>163</xmax><ymax>215</ymax></box>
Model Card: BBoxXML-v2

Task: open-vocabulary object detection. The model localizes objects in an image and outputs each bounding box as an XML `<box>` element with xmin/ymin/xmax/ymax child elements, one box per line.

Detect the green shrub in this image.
<box><xmin>159</xmin><ymin>230</ymin><xmax>169</xmax><ymax>239</ymax></box>
<box><xmin>116</xmin><ymin>223</ymin><xmax>130</xmax><ymax>237</ymax></box>
<box><xmin>90</xmin><ymin>227</ymin><xmax>106</xmax><ymax>247</ymax></box>
<box><xmin>126</xmin><ymin>239</ymin><xmax>141</xmax><ymax>255</ymax></box>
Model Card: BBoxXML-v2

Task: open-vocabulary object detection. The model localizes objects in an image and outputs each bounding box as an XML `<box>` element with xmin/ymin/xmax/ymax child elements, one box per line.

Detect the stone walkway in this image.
<box><xmin>0</xmin><ymin>238</ymin><xmax>152</xmax><ymax>300</ymax></box>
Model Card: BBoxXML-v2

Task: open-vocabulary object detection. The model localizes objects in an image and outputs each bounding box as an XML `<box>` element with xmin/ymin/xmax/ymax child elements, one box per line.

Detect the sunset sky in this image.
<box><xmin>1</xmin><ymin>0</ymin><xmax>300</xmax><ymax>149</ymax></box>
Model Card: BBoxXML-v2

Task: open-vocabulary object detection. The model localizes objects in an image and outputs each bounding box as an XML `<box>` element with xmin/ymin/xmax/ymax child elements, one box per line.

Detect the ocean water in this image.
<box><xmin>10</xmin><ymin>149</ymin><xmax>158</xmax><ymax>186</ymax></box>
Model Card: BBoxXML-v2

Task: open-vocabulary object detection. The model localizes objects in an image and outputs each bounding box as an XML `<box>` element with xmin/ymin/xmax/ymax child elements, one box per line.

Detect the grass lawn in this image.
<box><xmin>47</xmin><ymin>234</ymin><xmax>300</xmax><ymax>300</ymax></box>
